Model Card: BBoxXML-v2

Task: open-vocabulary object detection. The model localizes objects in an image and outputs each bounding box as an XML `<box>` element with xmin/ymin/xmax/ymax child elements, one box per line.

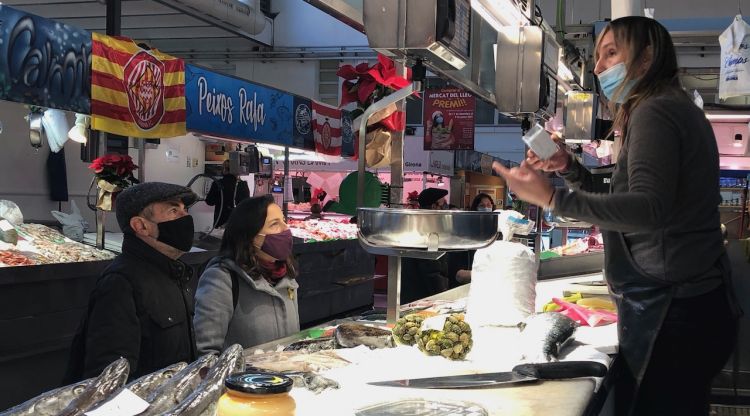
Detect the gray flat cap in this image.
<box><xmin>115</xmin><ymin>182</ymin><xmax>197</xmax><ymax>233</ymax></box>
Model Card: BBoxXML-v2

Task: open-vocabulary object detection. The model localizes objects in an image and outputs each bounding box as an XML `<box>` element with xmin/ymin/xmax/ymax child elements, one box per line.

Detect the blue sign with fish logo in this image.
<box><xmin>0</xmin><ymin>5</ymin><xmax>92</xmax><ymax>113</ymax></box>
<box><xmin>185</xmin><ymin>64</ymin><xmax>294</xmax><ymax>145</ymax></box>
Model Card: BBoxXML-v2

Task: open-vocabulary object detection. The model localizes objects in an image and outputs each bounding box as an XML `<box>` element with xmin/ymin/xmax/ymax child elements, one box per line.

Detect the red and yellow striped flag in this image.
<box><xmin>91</xmin><ymin>33</ymin><xmax>186</xmax><ymax>138</ymax></box>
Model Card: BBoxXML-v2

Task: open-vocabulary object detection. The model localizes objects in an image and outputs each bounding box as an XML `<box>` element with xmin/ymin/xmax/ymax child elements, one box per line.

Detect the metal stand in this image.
<box><xmin>359</xmin><ymin>233</ymin><xmax>447</xmax><ymax>324</ymax></box>
<box><xmin>96</xmin><ymin>209</ymin><xmax>106</xmax><ymax>250</ymax></box>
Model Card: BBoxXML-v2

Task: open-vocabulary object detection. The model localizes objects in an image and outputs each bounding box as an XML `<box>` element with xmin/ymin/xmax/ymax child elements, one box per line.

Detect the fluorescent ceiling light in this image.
<box><xmin>471</xmin><ymin>0</ymin><xmax>529</xmax><ymax>32</ymax></box>
<box><xmin>557</xmin><ymin>61</ymin><xmax>575</xmax><ymax>82</ymax></box>
<box><xmin>705</xmin><ymin>114</ymin><xmax>750</xmax><ymax>121</ymax></box>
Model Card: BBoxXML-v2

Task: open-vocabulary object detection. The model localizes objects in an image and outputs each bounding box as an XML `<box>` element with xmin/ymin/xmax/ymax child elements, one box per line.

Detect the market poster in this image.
<box><xmin>91</xmin><ymin>33</ymin><xmax>186</xmax><ymax>138</ymax></box>
<box><xmin>185</xmin><ymin>64</ymin><xmax>294</xmax><ymax>145</ymax></box>
<box><xmin>292</xmin><ymin>96</ymin><xmax>314</xmax><ymax>150</ymax></box>
<box><xmin>423</xmin><ymin>87</ymin><xmax>475</xmax><ymax>150</ymax></box>
<box><xmin>0</xmin><ymin>5</ymin><xmax>91</xmax><ymax>113</ymax></box>
<box><xmin>312</xmin><ymin>101</ymin><xmax>342</xmax><ymax>156</ymax></box>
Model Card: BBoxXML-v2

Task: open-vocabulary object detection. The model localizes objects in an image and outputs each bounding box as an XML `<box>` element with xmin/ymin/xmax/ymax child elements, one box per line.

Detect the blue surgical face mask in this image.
<box><xmin>477</xmin><ymin>207</ymin><xmax>493</xmax><ymax>212</ymax></box>
<box><xmin>597</xmin><ymin>62</ymin><xmax>636</xmax><ymax>103</ymax></box>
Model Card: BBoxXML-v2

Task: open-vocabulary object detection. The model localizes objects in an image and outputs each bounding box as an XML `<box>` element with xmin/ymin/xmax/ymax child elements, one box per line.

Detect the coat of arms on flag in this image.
<box><xmin>91</xmin><ymin>33</ymin><xmax>186</xmax><ymax>138</ymax></box>
<box><xmin>312</xmin><ymin>101</ymin><xmax>342</xmax><ymax>157</ymax></box>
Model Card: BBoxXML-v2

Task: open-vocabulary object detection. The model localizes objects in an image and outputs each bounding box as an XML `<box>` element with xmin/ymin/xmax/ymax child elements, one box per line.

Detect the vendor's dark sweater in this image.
<box><xmin>554</xmin><ymin>90</ymin><xmax>725</xmax><ymax>298</ymax></box>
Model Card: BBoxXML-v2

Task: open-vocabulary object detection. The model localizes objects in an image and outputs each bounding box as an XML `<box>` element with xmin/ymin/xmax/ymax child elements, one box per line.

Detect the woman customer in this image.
<box><xmin>469</xmin><ymin>193</ymin><xmax>495</xmax><ymax>212</ymax></box>
<box><xmin>494</xmin><ymin>16</ymin><xmax>739</xmax><ymax>416</ymax></box>
<box><xmin>449</xmin><ymin>193</ymin><xmax>497</xmax><ymax>286</ymax></box>
<box><xmin>193</xmin><ymin>195</ymin><xmax>299</xmax><ymax>354</ymax></box>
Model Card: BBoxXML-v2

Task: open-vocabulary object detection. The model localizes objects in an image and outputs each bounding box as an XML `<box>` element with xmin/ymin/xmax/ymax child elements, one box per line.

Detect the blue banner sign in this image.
<box><xmin>0</xmin><ymin>5</ymin><xmax>92</xmax><ymax>113</ymax></box>
<box><xmin>185</xmin><ymin>64</ymin><xmax>294</xmax><ymax>145</ymax></box>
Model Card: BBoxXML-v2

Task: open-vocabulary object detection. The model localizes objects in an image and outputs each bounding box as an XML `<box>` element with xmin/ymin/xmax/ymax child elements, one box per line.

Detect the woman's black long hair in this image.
<box><xmin>219</xmin><ymin>194</ymin><xmax>297</xmax><ymax>278</ymax></box>
<box><xmin>470</xmin><ymin>193</ymin><xmax>495</xmax><ymax>211</ymax></box>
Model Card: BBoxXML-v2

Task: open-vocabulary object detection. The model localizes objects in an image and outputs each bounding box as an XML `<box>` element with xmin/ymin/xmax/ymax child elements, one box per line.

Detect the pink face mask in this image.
<box><xmin>254</xmin><ymin>229</ymin><xmax>293</xmax><ymax>261</ymax></box>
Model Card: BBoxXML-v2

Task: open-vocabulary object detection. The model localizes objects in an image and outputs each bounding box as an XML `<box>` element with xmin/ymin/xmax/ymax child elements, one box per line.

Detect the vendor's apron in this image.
<box><xmin>601</xmin><ymin>231</ymin><xmax>674</xmax><ymax>403</ymax></box>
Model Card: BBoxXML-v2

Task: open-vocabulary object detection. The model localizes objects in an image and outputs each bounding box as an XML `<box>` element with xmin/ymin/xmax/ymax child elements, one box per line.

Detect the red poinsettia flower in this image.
<box><xmin>89</xmin><ymin>153</ymin><xmax>139</xmax><ymax>189</ymax></box>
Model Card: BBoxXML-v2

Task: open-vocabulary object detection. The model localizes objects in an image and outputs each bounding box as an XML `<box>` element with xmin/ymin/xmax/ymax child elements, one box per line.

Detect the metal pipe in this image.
<box><xmin>283</xmin><ymin>146</ymin><xmax>290</xmax><ymax>219</ymax></box>
<box><xmin>356</xmin><ymin>81</ymin><xmax>419</xmax><ymax>209</ymax></box>
<box><xmin>386</xmin><ymin>256</ymin><xmax>402</xmax><ymax>325</ymax></box>
<box><xmin>555</xmin><ymin>0</ymin><xmax>567</xmax><ymax>45</ymax></box>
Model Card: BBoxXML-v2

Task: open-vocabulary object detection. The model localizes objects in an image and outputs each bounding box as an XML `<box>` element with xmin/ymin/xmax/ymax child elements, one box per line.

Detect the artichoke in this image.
<box><xmin>415</xmin><ymin>314</ymin><xmax>473</xmax><ymax>360</ymax></box>
<box><xmin>391</xmin><ymin>314</ymin><xmax>425</xmax><ymax>346</ymax></box>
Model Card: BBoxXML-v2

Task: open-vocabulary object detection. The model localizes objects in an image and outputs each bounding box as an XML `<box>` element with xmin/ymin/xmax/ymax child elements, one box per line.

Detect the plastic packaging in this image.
<box><xmin>552</xmin><ymin>298</ymin><xmax>618</xmax><ymax>327</ymax></box>
<box><xmin>522</xmin><ymin>123</ymin><xmax>559</xmax><ymax>160</ymax></box>
<box><xmin>719</xmin><ymin>15</ymin><xmax>750</xmax><ymax>99</ymax></box>
<box><xmin>51</xmin><ymin>200</ymin><xmax>88</xmax><ymax>242</ymax></box>
<box><xmin>355</xmin><ymin>399</ymin><xmax>488</xmax><ymax>416</ymax></box>
<box><xmin>217</xmin><ymin>373</ymin><xmax>295</xmax><ymax>416</ymax></box>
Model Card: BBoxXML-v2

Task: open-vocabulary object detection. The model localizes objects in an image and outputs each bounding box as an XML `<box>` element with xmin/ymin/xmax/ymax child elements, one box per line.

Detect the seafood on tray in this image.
<box><xmin>0</xmin><ymin>345</ymin><xmax>247</xmax><ymax>416</ymax></box>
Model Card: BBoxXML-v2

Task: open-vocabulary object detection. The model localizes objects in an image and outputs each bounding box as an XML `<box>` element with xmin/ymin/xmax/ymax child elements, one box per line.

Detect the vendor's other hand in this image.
<box><xmin>493</xmin><ymin>161</ymin><xmax>554</xmax><ymax>208</ymax></box>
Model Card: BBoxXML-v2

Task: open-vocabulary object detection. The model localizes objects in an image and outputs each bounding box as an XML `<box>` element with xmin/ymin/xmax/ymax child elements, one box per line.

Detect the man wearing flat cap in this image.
<box><xmin>401</xmin><ymin>188</ymin><xmax>450</xmax><ymax>303</ymax></box>
<box><xmin>66</xmin><ymin>182</ymin><xmax>199</xmax><ymax>381</ymax></box>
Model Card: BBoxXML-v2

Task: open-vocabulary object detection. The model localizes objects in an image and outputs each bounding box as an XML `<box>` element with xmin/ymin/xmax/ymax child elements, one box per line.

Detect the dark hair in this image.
<box><xmin>219</xmin><ymin>195</ymin><xmax>296</xmax><ymax>278</ymax></box>
<box><xmin>596</xmin><ymin>16</ymin><xmax>682</xmax><ymax>137</ymax></box>
<box><xmin>470</xmin><ymin>193</ymin><xmax>495</xmax><ymax>211</ymax></box>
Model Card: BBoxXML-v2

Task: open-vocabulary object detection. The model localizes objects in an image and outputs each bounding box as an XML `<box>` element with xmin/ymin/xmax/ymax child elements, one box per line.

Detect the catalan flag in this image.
<box><xmin>91</xmin><ymin>33</ymin><xmax>186</xmax><ymax>138</ymax></box>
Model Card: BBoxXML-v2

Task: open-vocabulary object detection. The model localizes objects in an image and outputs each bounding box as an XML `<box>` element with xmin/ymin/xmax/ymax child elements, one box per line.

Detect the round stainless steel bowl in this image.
<box><xmin>357</xmin><ymin>208</ymin><xmax>499</xmax><ymax>251</ymax></box>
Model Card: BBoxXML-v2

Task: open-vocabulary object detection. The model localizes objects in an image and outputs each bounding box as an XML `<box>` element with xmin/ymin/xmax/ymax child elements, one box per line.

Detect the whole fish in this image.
<box><xmin>283</xmin><ymin>337</ymin><xmax>336</xmax><ymax>352</ymax></box>
<box><xmin>127</xmin><ymin>362</ymin><xmax>188</xmax><ymax>399</ymax></box>
<box><xmin>0</xmin><ymin>379</ymin><xmax>92</xmax><ymax>416</ymax></box>
<box><xmin>138</xmin><ymin>354</ymin><xmax>218</xmax><ymax>416</ymax></box>
<box><xmin>334</xmin><ymin>323</ymin><xmax>394</xmax><ymax>349</ymax></box>
<box><xmin>518</xmin><ymin>312</ymin><xmax>579</xmax><ymax>362</ymax></box>
<box><xmin>162</xmin><ymin>344</ymin><xmax>244</xmax><ymax>416</ymax></box>
<box><xmin>58</xmin><ymin>357</ymin><xmax>130</xmax><ymax>416</ymax></box>
<box><xmin>83</xmin><ymin>361</ymin><xmax>189</xmax><ymax>415</ymax></box>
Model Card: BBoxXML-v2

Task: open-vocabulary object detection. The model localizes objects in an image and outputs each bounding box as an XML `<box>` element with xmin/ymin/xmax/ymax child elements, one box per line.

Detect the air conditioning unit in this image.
<box><xmin>157</xmin><ymin>0</ymin><xmax>271</xmax><ymax>43</ymax></box>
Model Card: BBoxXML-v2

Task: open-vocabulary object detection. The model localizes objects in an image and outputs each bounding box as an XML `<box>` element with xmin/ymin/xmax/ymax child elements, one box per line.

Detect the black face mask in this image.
<box><xmin>155</xmin><ymin>215</ymin><xmax>194</xmax><ymax>252</ymax></box>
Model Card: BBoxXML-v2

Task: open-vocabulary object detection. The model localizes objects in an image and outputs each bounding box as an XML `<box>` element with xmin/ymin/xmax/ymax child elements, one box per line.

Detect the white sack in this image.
<box><xmin>466</xmin><ymin>240</ymin><xmax>537</xmax><ymax>327</ymax></box>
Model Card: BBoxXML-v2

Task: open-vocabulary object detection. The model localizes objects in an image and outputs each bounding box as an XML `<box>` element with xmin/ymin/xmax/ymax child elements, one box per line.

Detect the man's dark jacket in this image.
<box><xmin>65</xmin><ymin>234</ymin><xmax>197</xmax><ymax>382</ymax></box>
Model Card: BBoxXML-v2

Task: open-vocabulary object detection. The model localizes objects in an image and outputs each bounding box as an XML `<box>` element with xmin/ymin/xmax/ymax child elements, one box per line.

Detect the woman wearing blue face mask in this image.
<box><xmin>470</xmin><ymin>193</ymin><xmax>495</xmax><ymax>212</ymax></box>
<box><xmin>193</xmin><ymin>195</ymin><xmax>299</xmax><ymax>354</ymax></box>
<box><xmin>494</xmin><ymin>16</ymin><xmax>739</xmax><ymax>416</ymax></box>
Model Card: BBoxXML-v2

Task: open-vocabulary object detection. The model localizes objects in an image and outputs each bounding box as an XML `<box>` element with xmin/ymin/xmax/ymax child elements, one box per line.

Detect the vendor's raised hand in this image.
<box><xmin>493</xmin><ymin>161</ymin><xmax>555</xmax><ymax>208</ymax></box>
<box><xmin>525</xmin><ymin>146</ymin><xmax>571</xmax><ymax>172</ymax></box>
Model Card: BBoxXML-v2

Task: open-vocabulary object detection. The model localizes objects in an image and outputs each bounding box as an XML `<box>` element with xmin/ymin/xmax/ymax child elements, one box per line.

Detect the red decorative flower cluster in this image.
<box><xmin>337</xmin><ymin>54</ymin><xmax>414</xmax><ymax>132</ymax></box>
<box><xmin>89</xmin><ymin>153</ymin><xmax>139</xmax><ymax>188</ymax></box>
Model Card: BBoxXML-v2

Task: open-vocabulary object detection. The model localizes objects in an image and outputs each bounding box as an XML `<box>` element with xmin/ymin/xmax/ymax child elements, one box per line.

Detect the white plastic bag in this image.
<box><xmin>51</xmin><ymin>200</ymin><xmax>88</xmax><ymax>242</ymax></box>
<box><xmin>0</xmin><ymin>200</ymin><xmax>23</xmax><ymax>225</ymax></box>
<box><xmin>466</xmin><ymin>240</ymin><xmax>538</xmax><ymax>327</ymax></box>
<box><xmin>719</xmin><ymin>15</ymin><xmax>750</xmax><ymax>100</ymax></box>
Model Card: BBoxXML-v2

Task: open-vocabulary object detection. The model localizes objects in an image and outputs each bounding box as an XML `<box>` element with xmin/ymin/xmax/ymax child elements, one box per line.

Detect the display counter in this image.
<box><xmin>245</xmin><ymin>273</ymin><xmax>618</xmax><ymax>416</ymax></box>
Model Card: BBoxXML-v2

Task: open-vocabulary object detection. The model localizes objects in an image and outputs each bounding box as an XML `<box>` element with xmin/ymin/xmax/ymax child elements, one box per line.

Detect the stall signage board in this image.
<box><xmin>0</xmin><ymin>5</ymin><xmax>91</xmax><ymax>113</ymax></box>
<box><xmin>273</xmin><ymin>158</ymin><xmax>359</xmax><ymax>172</ymax></box>
<box><xmin>340</xmin><ymin>109</ymin><xmax>355</xmax><ymax>158</ymax></box>
<box><xmin>423</xmin><ymin>87</ymin><xmax>475</xmax><ymax>150</ymax></box>
<box><xmin>185</xmin><ymin>64</ymin><xmax>294</xmax><ymax>145</ymax></box>
<box><xmin>404</xmin><ymin>134</ymin><xmax>429</xmax><ymax>172</ymax></box>
<box><xmin>428</xmin><ymin>150</ymin><xmax>455</xmax><ymax>176</ymax></box>
<box><xmin>292</xmin><ymin>96</ymin><xmax>314</xmax><ymax>150</ymax></box>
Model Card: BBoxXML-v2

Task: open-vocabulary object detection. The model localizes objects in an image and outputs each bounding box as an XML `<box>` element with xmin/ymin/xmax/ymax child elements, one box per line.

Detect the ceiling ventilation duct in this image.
<box><xmin>157</xmin><ymin>0</ymin><xmax>267</xmax><ymax>37</ymax></box>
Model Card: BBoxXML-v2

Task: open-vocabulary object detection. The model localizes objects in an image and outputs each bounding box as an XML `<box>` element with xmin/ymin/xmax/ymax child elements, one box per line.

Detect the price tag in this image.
<box><xmin>84</xmin><ymin>389</ymin><xmax>149</xmax><ymax>416</ymax></box>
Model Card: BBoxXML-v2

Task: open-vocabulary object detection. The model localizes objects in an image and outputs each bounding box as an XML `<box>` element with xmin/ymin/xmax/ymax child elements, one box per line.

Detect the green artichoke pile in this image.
<box><xmin>392</xmin><ymin>313</ymin><xmax>473</xmax><ymax>360</ymax></box>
